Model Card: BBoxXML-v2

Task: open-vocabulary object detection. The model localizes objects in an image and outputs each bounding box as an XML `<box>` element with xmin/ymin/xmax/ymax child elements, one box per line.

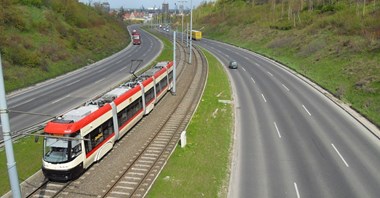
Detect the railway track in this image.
<box><xmin>100</xmin><ymin>43</ymin><xmax>207</xmax><ymax>198</ymax></box>
<box><xmin>18</xmin><ymin>32</ymin><xmax>207</xmax><ymax>198</ymax></box>
<box><xmin>25</xmin><ymin>181</ymin><xmax>72</xmax><ymax>198</ymax></box>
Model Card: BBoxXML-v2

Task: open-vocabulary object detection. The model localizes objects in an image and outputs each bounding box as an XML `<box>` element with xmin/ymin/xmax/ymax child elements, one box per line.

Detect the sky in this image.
<box><xmin>79</xmin><ymin>0</ymin><xmax>211</xmax><ymax>9</ymax></box>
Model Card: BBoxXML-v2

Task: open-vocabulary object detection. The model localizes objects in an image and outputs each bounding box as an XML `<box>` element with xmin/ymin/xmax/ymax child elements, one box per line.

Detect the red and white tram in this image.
<box><xmin>42</xmin><ymin>61</ymin><xmax>174</xmax><ymax>181</ymax></box>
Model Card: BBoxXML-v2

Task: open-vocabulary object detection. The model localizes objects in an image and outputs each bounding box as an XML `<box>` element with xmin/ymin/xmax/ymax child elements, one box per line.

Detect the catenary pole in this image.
<box><xmin>0</xmin><ymin>54</ymin><xmax>21</xmax><ymax>198</ymax></box>
<box><xmin>181</xmin><ymin>12</ymin><xmax>184</xmax><ymax>44</ymax></box>
<box><xmin>186</xmin><ymin>23</ymin><xmax>189</xmax><ymax>47</ymax></box>
<box><xmin>173</xmin><ymin>31</ymin><xmax>177</xmax><ymax>95</ymax></box>
<box><xmin>189</xmin><ymin>0</ymin><xmax>193</xmax><ymax>64</ymax></box>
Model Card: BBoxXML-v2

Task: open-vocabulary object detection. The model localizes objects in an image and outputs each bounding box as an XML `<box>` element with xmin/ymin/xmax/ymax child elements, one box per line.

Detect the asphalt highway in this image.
<box><xmin>1</xmin><ymin>25</ymin><xmax>162</xmax><ymax>141</ymax></box>
<box><xmin>197</xmin><ymin>39</ymin><xmax>380</xmax><ymax>198</ymax></box>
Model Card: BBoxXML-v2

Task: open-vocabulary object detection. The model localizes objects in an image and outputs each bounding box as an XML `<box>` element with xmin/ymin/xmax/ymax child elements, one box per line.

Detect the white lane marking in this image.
<box><xmin>12</xmin><ymin>97</ymin><xmax>35</xmax><ymax>108</ymax></box>
<box><xmin>331</xmin><ymin>143</ymin><xmax>349</xmax><ymax>167</ymax></box>
<box><xmin>226</xmin><ymin>54</ymin><xmax>230</xmax><ymax>58</ymax></box>
<box><xmin>255</xmin><ymin>63</ymin><xmax>261</xmax><ymax>67</ymax></box>
<box><xmin>302</xmin><ymin>105</ymin><xmax>311</xmax><ymax>116</ymax></box>
<box><xmin>251</xmin><ymin>77</ymin><xmax>256</xmax><ymax>84</ymax></box>
<box><xmin>282</xmin><ymin>84</ymin><xmax>290</xmax><ymax>91</ymax></box>
<box><xmin>95</xmin><ymin>78</ymin><xmax>105</xmax><ymax>84</ymax></box>
<box><xmin>274</xmin><ymin>122</ymin><xmax>282</xmax><ymax>138</ymax></box>
<box><xmin>52</xmin><ymin>94</ymin><xmax>71</xmax><ymax>104</ymax></box>
<box><xmin>267</xmin><ymin>71</ymin><xmax>273</xmax><ymax>77</ymax></box>
<box><xmin>245</xmin><ymin>56</ymin><xmax>250</xmax><ymax>61</ymax></box>
<box><xmin>261</xmin><ymin>94</ymin><xmax>267</xmax><ymax>103</ymax></box>
<box><xmin>242</xmin><ymin>67</ymin><xmax>247</xmax><ymax>72</ymax></box>
<box><xmin>294</xmin><ymin>182</ymin><xmax>300</xmax><ymax>198</ymax></box>
<box><xmin>65</xmin><ymin>79</ymin><xmax>80</xmax><ymax>87</ymax></box>
<box><xmin>119</xmin><ymin>67</ymin><xmax>127</xmax><ymax>72</ymax></box>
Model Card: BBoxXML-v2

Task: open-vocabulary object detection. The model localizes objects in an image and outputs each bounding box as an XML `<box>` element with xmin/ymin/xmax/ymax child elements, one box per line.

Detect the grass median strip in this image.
<box><xmin>147</xmin><ymin>48</ymin><xmax>233</xmax><ymax>197</ymax></box>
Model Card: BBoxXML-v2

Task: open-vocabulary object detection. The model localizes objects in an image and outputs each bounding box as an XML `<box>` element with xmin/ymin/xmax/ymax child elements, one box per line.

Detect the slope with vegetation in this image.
<box><xmin>192</xmin><ymin>0</ymin><xmax>380</xmax><ymax>128</ymax></box>
<box><xmin>0</xmin><ymin>0</ymin><xmax>129</xmax><ymax>92</ymax></box>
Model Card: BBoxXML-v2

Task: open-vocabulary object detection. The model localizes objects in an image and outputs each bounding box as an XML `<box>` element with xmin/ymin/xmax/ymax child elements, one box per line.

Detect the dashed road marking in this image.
<box><xmin>52</xmin><ymin>94</ymin><xmax>71</xmax><ymax>104</ymax></box>
<box><xmin>282</xmin><ymin>84</ymin><xmax>290</xmax><ymax>91</ymax></box>
<box><xmin>261</xmin><ymin>94</ymin><xmax>267</xmax><ymax>103</ymax></box>
<box><xmin>274</xmin><ymin>122</ymin><xmax>282</xmax><ymax>138</ymax></box>
<box><xmin>302</xmin><ymin>105</ymin><xmax>311</xmax><ymax>116</ymax></box>
<box><xmin>332</xmin><ymin>143</ymin><xmax>349</xmax><ymax>167</ymax></box>
<box><xmin>294</xmin><ymin>182</ymin><xmax>300</xmax><ymax>198</ymax></box>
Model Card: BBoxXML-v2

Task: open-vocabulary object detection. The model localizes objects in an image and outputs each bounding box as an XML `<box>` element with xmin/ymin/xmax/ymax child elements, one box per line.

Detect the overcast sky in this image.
<box><xmin>79</xmin><ymin>0</ymin><xmax>212</xmax><ymax>9</ymax></box>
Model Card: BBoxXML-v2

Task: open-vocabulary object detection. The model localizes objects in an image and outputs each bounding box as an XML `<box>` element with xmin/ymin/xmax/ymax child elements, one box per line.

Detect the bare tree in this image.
<box><xmin>363</xmin><ymin>0</ymin><xmax>366</xmax><ymax>16</ymax></box>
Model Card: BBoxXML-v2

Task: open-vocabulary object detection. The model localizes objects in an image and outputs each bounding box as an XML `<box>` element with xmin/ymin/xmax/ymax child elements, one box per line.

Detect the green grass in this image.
<box><xmin>0</xmin><ymin>136</ymin><xmax>43</xmax><ymax>194</ymax></box>
<box><xmin>147</xmin><ymin>49</ymin><xmax>233</xmax><ymax>197</ymax></box>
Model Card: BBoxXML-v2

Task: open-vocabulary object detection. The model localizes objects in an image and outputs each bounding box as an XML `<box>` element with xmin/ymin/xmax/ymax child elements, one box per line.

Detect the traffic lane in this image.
<box><xmin>224</xmin><ymin>43</ymin><xmax>380</xmax><ymax>197</ymax></box>
<box><xmin>238</xmin><ymin>50</ymin><xmax>380</xmax><ymax>196</ymax></box>
<box><xmin>249</xmin><ymin>64</ymin><xmax>366</xmax><ymax>197</ymax></box>
<box><xmin>199</xmin><ymin>39</ymin><xmax>380</xmax><ymax>196</ymax></box>
<box><xmin>7</xmin><ymin>25</ymin><xmax>154</xmax><ymax>104</ymax></box>
<box><xmin>205</xmin><ymin>47</ymin><xmax>301</xmax><ymax>197</ymax></box>
<box><xmin>202</xmin><ymin>38</ymin><xmax>380</xmax><ymax>155</ymax></box>
<box><xmin>6</xmin><ymin>40</ymin><xmax>135</xmax><ymax>103</ymax></box>
<box><xmin>2</xmin><ymin>26</ymin><xmax>162</xmax><ymax>136</ymax></box>
<box><xmin>232</xmin><ymin>53</ymin><xmax>359</xmax><ymax>197</ymax></box>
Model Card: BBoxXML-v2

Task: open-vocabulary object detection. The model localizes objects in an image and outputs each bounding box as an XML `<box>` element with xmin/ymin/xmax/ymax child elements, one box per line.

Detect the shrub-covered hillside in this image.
<box><xmin>0</xmin><ymin>0</ymin><xmax>129</xmax><ymax>92</ymax></box>
<box><xmin>192</xmin><ymin>0</ymin><xmax>380</xmax><ymax>127</ymax></box>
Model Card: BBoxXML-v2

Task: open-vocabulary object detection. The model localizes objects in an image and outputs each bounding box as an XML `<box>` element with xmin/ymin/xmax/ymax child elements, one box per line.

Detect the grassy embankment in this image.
<box><xmin>191</xmin><ymin>0</ymin><xmax>380</xmax><ymax>128</ymax></box>
<box><xmin>148</xmin><ymin>49</ymin><xmax>233</xmax><ymax>197</ymax></box>
<box><xmin>0</xmin><ymin>27</ymin><xmax>174</xmax><ymax>196</ymax></box>
<box><xmin>0</xmin><ymin>0</ymin><xmax>129</xmax><ymax>92</ymax></box>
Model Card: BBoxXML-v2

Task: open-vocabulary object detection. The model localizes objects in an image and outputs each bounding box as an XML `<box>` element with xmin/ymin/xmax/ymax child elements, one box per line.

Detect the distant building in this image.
<box><xmin>162</xmin><ymin>2</ymin><xmax>169</xmax><ymax>24</ymax></box>
<box><xmin>123</xmin><ymin>11</ymin><xmax>146</xmax><ymax>21</ymax></box>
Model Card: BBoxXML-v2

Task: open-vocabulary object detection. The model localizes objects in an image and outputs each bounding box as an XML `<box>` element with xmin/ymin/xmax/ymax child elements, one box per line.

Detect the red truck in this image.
<box><xmin>132</xmin><ymin>30</ymin><xmax>141</xmax><ymax>45</ymax></box>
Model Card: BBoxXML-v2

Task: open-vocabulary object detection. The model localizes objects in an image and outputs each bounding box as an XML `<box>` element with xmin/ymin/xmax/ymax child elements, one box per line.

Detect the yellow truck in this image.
<box><xmin>191</xmin><ymin>30</ymin><xmax>202</xmax><ymax>40</ymax></box>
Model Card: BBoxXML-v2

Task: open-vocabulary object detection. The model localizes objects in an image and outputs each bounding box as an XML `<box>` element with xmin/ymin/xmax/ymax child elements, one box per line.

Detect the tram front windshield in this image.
<box><xmin>44</xmin><ymin>137</ymin><xmax>69</xmax><ymax>163</ymax></box>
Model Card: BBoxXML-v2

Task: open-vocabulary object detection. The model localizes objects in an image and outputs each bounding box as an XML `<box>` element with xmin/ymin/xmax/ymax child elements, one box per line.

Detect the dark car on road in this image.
<box><xmin>229</xmin><ymin>60</ymin><xmax>238</xmax><ymax>69</ymax></box>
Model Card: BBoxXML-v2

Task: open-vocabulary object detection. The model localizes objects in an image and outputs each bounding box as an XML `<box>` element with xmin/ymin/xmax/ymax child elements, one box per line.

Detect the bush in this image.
<box><xmin>297</xmin><ymin>39</ymin><xmax>326</xmax><ymax>57</ymax></box>
<box><xmin>3</xmin><ymin>8</ymin><xmax>27</xmax><ymax>31</ymax></box>
<box><xmin>20</xmin><ymin>0</ymin><xmax>42</xmax><ymax>7</ymax></box>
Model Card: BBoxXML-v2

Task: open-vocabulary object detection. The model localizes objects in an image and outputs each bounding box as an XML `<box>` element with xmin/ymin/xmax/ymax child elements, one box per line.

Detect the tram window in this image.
<box><xmin>71</xmin><ymin>143</ymin><xmax>82</xmax><ymax>159</ymax></box>
<box><xmin>162</xmin><ymin>76</ymin><xmax>168</xmax><ymax>88</ymax></box>
<box><xmin>145</xmin><ymin>88</ymin><xmax>154</xmax><ymax>104</ymax></box>
<box><xmin>118</xmin><ymin>109</ymin><xmax>128</xmax><ymax>127</ymax></box>
<box><xmin>156</xmin><ymin>84</ymin><xmax>161</xmax><ymax>95</ymax></box>
<box><xmin>156</xmin><ymin>76</ymin><xmax>168</xmax><ymax>94</ymax></box>
<box><xmin>102</xmin><ymin>119</ymin><xmax>113</xmax><ymax>137</ymax></box>
<box><xmin>117</xmin><ymin>98</ymin><xmax>142</xmax><ymax>128</ymax></box>
<box><xmin>168</xmin><ymin>71</ymin><xmax>173</xmax><ymax>82</ymax></box>
<box><xmin>84</xmin><ymin>125</ymin><xmax>104</xmax><ymax>153</ymax></box>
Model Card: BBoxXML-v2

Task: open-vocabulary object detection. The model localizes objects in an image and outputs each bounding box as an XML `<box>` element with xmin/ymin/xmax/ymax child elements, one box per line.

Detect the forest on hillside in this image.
<box><xmin>0</xmin><ymin>0</ymin><xmax>129</xmax><ymax>92</ymax></box>
<box><xmin>190</xmin><ymin>0</ymin><xmax>380</xmax><ymax>126</ymax></box>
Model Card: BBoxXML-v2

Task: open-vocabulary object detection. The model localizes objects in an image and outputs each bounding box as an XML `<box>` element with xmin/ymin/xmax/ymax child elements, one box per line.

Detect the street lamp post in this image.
<box><xmin>173</xmin><ymin>31</ymin><xmax>176</xmax><ymax>95</ymax></box>
<box><xmin>0</xmin><ymin>54</ymin><xmax>21</xmax><ymax>198</ymax></box>
<box><xmin>189</xmin><ymin>0</ymin><xmax>193</xmax><ymax>64</ymax></box>
<box><xmin>178</xmin><ymin>0</ymin><xmax>187</xmax><ymax>44</ymax></box>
